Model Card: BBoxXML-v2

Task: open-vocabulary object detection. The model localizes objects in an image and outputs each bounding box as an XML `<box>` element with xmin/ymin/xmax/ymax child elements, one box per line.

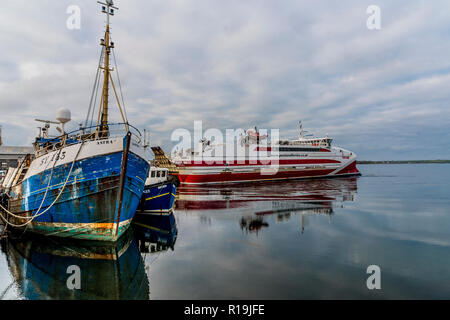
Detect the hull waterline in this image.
<box><xmin>176</xmin><ymin>160</ymin><xmax>360</xmax><ymax>185</ymax></box>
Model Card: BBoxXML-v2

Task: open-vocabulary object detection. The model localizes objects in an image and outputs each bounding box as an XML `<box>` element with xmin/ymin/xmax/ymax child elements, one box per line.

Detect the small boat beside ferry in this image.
<box><xmin>169</xmin><ymin>122</ymin><xmax>360</xmax><ymax>184</ymax></box>
<box><xmin>137</xmin><ymin>167</ymin><xmax>177</xmax><ymax>215</ymax></box>
<box><xmin>0</xmin><ymin>0</ymin><xmax>149</xmax><ymax>241</ymax></box>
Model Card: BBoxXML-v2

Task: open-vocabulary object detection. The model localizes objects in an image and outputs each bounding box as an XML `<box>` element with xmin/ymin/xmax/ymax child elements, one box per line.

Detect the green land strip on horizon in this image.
<box><xmin>357</xmin><ymin>160</ymin><xmax>450</xmax><ymax>164</ymax></box>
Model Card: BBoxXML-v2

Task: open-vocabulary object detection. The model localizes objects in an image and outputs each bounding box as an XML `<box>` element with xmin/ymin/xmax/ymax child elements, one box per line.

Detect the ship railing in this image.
<box><xmin>35</xmin><ymin>123</ymin><xmax>143</xmax><ymax>158</ymax></box>
<box><xmin>277</xmin><ymin>138</ymin><xmax>332</xmax><ymax>148</ymax></box>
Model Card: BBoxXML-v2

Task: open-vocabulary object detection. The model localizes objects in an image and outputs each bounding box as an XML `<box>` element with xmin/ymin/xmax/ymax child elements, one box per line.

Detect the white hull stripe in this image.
<box><xmin>25</xmin><ymin>137</ymin><xmax>146</xmax><ymax>179</ymax></box>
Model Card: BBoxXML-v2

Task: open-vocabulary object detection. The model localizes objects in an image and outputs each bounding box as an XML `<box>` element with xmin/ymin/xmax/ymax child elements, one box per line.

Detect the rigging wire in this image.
<box><xmin>109</xmin><ymin>73</ymin><xmax>129</xmax><ymax>132</ymax></box>
<box><xmin>0</xmin><ymin>281</ymin><xmax>15</xmax><ymax>300</ymax></box>
<box><xmin>90</xmin><ymin>63</ymin><xmax>103</xmax><ymax>129</ymax></box>
<box><xmin>85</xmin><ymin>47</ymin><xmax>105</xmax><ymax>128</ymax></box>
<box><xmin>112</xmin><ymin>47</ymin><xmax>128</xmax><ymax>123</ymax></box>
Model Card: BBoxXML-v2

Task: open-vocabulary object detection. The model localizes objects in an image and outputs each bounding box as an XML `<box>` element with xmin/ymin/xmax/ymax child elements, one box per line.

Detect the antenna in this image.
<box><xmin>143</xmin><ymin>129</ymin><xmax>149</xmax><ymax>148</ymax></box>
<box><xmin>299</xmin><ymin>121</ymin><xmax>306</xmax><ymax>139</ymax></box>
<box><xmin>35</xmin><ymin>119</ymin><xmax>59</xmax><ymax>139</ymax></box>
<box><xmin>35</xmin><ymin>119</ymin><xmax>59</xmax><ymax>124</ymax></box>
<box><xmin>97</xmin><ymin>0</ymin><xmax>119</xmax><ymax>18</ymax></box>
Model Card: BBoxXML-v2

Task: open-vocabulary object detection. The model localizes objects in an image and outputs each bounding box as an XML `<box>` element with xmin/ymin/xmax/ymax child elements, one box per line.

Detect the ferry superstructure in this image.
<box><xmin>170</xmin><ymin>122</ymin><xmax>360</xmax><ymax>184</ymax></box>
<box><xmin>0</xmin><ymin>1</ymin><xmax>149</xmax><ymax>241</ymax></box>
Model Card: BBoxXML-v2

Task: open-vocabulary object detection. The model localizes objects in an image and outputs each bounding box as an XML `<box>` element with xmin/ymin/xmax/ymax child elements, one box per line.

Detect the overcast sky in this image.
<box><xmin>0</xmin><ymin>0</ymin><xmax>449</xmax><ymax>160</ymax></box>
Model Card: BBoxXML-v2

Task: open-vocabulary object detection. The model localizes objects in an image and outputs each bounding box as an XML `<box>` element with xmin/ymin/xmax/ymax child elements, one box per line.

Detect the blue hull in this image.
<box><xmin>137</xmin><ymin>182</ymin><xmax>177</xmax><ymax>214</ymax></box>
<box><xmin>8</xmin><ymin>148</ymin><xmax>149</xmax><ymax>241</ymax></box>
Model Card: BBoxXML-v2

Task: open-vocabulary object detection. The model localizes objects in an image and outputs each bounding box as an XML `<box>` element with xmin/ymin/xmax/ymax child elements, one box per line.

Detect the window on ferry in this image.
<box><xmin>151</xmin><ymin>171</ymin><xmax>156</xmax><ymax>178</ymax></box>
<box><xmin>157</xmin><ymin>171</ymin><xmax>161</xmax><ymax>177</ymax></box>
<box><xmin>162</xmin><ymin>171</ymin><xmax>166</xmax><ymax>177</ymax></box>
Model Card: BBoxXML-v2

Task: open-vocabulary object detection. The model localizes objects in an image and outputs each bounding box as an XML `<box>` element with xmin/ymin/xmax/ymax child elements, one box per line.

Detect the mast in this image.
<box><xmin>298</xmin><ymin>121</ymin><xmax>303</xmax><ymax>139</ymax></box>
<box><xmin>97</xmin><ymin>0</ymin><xmax>118</xmax><ymax>138</ymax></box>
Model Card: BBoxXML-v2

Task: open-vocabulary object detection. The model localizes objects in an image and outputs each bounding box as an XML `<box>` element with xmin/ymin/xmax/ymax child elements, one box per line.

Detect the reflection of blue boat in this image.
<box><xmin>2</xmin><ymin>229</ymin><xmax>149</xmax><ymax>300</ymax></box>
<box><xmin>133</xmin><ymin>211</ymin><xmax>177</xmax><ymax>251</ymax></box>
<box><xmin>137</xmin><ymin>167</ymin><xmax>177</xmax><ymax>215</ymax></box>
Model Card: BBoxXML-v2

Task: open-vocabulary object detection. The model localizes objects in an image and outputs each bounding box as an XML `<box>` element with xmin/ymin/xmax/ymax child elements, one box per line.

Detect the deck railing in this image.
<box><xmin>35</xmin><ymin>123</ymin><xmax>143</xmax><ymax>158</ymax></box>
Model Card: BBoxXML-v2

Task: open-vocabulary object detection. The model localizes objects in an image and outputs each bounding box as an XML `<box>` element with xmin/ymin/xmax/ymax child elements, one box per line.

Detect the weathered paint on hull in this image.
<box><xmin>25</xmin><ymin>218</ymin><xmax>133</xmax><ymax>241</ymax></box>
<box><xmin>7</xmin><ymin>151</ymin><xmax>149</xmax><ymax>242</ymax></box>
<box><xmin>137</xmin><ymin>182</ymin><xmax>177</xmax><ymax>214</ymax></box>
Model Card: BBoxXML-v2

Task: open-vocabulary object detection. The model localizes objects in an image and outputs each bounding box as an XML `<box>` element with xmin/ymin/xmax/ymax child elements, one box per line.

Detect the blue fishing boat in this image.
<box><xmin>137</xmin><ymin>167</ymin><xmax>177</xmax><ymax>215</ymax></box>
<box><xmin>0</xmin><ymin>0</ymin><xmax>149</xmax><ymax>241</ymax></box>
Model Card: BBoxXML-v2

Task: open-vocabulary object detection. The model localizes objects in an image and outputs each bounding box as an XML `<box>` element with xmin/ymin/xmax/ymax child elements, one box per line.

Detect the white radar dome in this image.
<box><xmin>56</xmin><ymin>108</ymin><xmax>71</xmax><ymax>124</ymax></box>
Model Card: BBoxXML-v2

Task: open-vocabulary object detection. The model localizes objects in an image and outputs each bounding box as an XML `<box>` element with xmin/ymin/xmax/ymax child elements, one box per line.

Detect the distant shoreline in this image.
<box><xmin>357</xmin><ymin>160</ymin><xmax>450</xmax><ymax>164</ymax></box>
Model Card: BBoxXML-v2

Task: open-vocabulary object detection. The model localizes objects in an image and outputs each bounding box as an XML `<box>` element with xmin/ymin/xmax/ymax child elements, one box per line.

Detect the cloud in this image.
<box><xmin>0</xmin><ymin>0</ymin><xmax>449</xmax><ymax>159</ymax></box>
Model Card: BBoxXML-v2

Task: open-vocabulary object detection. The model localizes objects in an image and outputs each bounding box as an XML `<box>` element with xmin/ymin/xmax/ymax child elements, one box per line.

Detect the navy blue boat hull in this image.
<box><xmin>137</xmin><ymin>182</ymin><xmax>177</xmax><ymax>215</ymax></box>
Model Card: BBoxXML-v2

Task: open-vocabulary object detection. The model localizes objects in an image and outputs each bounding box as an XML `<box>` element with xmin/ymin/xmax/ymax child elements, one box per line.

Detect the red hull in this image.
<box><xmin>176</xmin><ymin>161</ymin><xmax>360</xmax><ymax>184</ymax></box>
<box><xmin>335</xmin><ymin>160</ymin><xmax>360</xmax><ymax>175</ymax></box>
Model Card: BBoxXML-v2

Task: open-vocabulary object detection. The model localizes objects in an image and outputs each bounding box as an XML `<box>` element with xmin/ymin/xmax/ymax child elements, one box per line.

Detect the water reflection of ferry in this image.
<box><xmin>176</xmin><ymin>177</ymin><xmax>357</xmax><ymax>211</ymax></box>
<box><xmin>1</xmin><ymin>229</ymin><xmax>149</xmax><ymax>300</ymax></box>
<box><xmin>176</xmin><ymin>177</ymin><xmax>358</xmax><ymax>234</ymax></box>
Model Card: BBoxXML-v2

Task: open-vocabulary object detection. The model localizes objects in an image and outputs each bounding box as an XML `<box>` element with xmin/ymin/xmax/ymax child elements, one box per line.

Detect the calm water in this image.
<box><xmin>0</xmin><ymin>164</ymin><xmax>449</xmax><ymax>299</ymax></box>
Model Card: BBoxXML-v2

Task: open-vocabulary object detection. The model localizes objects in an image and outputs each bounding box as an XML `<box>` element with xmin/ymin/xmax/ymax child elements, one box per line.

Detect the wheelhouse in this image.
<box><xmin>146</xmin><ymin>167</ymin><xmax>169</xmax><ymax>185</ymax></box>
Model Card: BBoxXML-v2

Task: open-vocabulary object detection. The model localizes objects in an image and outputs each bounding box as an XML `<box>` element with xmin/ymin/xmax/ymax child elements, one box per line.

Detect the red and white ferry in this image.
<box><xmin>170</xmin><ymin>122</ymin><xmax>360</xmax><ymax>185</ymax></box>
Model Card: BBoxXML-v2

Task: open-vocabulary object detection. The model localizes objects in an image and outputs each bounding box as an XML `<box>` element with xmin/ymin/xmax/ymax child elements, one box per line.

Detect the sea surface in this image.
<box><xmin>0</xmin><ymin>164</ymin><xmax>449</xmax><ymax>299</ymax></box>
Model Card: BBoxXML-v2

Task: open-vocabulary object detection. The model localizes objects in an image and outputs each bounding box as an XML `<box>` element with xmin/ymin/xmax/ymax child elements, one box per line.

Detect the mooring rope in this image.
<box><xmin>0</xmin><ymin>147</ymin><xmax>63</xmax><ymax>222</ymax></box>
<box><xmin>0</xmin><ymin>141</ymin><xmax>85</xmax><ymax>227</ymax></box>
<box><xmin>28</xmin><ymin>148</ymin><xmax>64</xmax><ymax>218</ymax></box>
